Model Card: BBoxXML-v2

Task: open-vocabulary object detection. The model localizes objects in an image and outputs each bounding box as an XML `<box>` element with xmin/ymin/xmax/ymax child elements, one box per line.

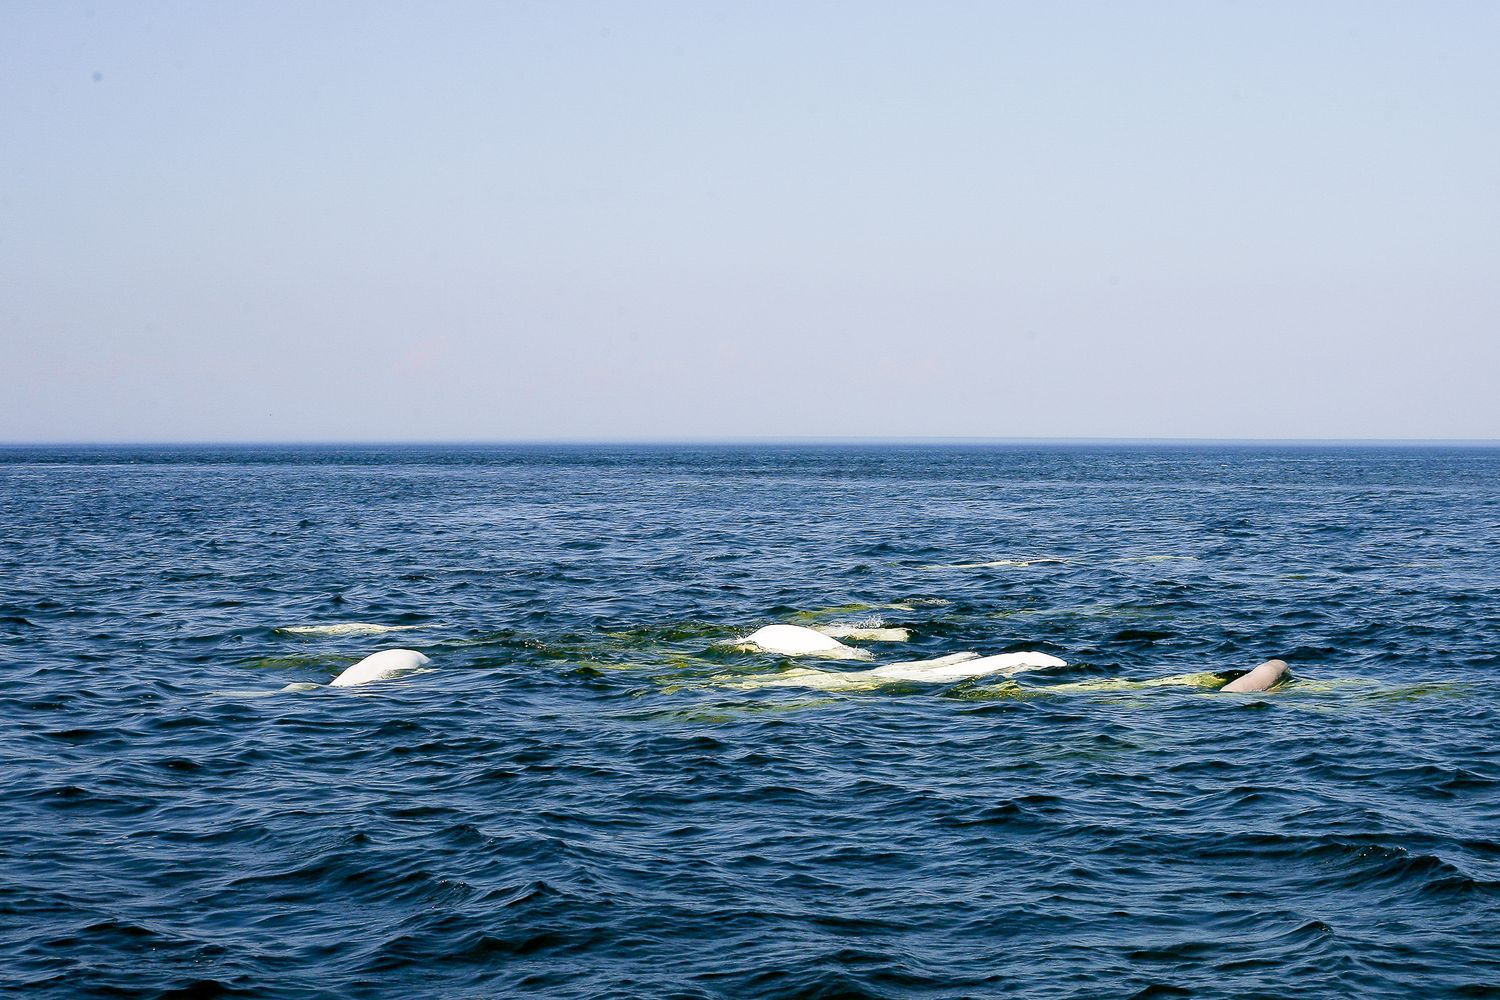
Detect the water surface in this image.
<box><xmin>1</xmin><ymin>444</ymin><xmax>1497</xmax><ymax>997</ymax></box>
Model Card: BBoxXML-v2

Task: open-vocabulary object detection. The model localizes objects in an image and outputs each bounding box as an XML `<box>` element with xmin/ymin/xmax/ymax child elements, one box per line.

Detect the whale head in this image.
<box><xmin>1220</xmin><ymin>658</ymin><xmax>1289</xmax><ymax>694</ymax></box>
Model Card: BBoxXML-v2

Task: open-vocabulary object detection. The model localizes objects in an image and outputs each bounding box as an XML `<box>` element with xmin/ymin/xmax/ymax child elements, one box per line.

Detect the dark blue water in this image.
<box><xmin>2</xmin><ymin>444</ymin><xmax>1497</xmax><ymax>998</ymax></box>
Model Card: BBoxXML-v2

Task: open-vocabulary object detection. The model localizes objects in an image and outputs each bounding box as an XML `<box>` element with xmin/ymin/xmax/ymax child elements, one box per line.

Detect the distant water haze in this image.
<box><xmin>2</xmin><ymin>2</ymin><xmax>1497</xmax><ymax>442</ymax></box>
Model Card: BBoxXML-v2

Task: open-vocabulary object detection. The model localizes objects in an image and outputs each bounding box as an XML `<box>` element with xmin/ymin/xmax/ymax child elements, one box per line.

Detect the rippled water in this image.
<box><xmin>2</xmin><ymin>444</ymin><xmax>1497</xmax><ymax>998</ymax></box>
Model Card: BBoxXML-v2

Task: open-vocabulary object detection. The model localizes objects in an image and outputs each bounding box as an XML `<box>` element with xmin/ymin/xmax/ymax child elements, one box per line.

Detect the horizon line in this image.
<box><xmin>3</xmin><ymin>436</ymin><xmax>1500</xmax><ymax>448</ymax></box>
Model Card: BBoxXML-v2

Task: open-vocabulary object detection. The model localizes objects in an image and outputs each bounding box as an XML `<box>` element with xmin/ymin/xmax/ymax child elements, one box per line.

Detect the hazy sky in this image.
<box><xmin>2</xmin><ymin>1</ymin><xmax>1497</xmax><ymax>441</ymax></box>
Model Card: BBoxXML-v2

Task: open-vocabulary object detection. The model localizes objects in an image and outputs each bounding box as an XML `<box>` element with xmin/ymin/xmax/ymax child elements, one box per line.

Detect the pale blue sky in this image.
<box><xmin>2</xmin><ymin>1</ymin><xmax>1497</xmax><ymax>441</ymax></box>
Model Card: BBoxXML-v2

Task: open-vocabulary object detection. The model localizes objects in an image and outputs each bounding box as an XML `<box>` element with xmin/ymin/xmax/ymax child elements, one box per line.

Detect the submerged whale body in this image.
<box><xmin>740</xmin><ymin>624</ymin><xmax>870</xmax><ymax>659</ymax></box>
<box><xmin>816</xmin><ymin>625</ymin><xmax>911</xmax><ymax>642</ymax></box>
<box><xmin>279</xmin><ymin>622</ymin><xmax>424</xmax><ymax>637</ymax></box>
<box><xmin>865</xmin><ymin>650</ymin><xmax>1067</xmax><ymax>684</ymax></box>
<box><xmin>329</xmin><ymin>649</ymin><xmax>431</xmax><ymax>687</ymax></box>
<box><xmin>738</xmin><ymin>650</ymin><xmax>1068</xmax><ymax>691</ymax></box>
<box><xmin>1220</xmin><ymin>658</ymin><xmax>1289</xmax><ymax>693</ymax></box>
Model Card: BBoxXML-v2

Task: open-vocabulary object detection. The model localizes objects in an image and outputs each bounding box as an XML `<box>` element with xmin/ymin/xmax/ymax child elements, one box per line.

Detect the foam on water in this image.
<box><xmin>814</xmin><ymin>624</ymin><xmax>911</xmax><ymax>641</ymax></box>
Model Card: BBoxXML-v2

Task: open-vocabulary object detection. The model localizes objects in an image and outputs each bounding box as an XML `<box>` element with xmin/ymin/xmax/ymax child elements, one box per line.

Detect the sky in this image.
<box><xmin>2</xmin><ymin>1</ymin><xmax>1497</xmax><ymax>442</ymax></box>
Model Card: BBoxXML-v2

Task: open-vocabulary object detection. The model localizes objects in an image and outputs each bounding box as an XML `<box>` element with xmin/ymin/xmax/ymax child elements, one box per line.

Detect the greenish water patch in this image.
<box><xmin>945</xmin><ymin>679</ymin><xmax>1041</xmax><ymax>700</ymax></box>
<box><xmin>601</xmin><ymin>621</ymin><xmax>742</xmax><ymax>645</ymax></box>
<box><xmin>1279</xmin><ymin>677</ymin><xmax>1473</xmax><ymax>706</ymax></box>
<box><xmin>242</xmin><ymin>653</ymin><xmax>356</xmax><ymax>671</ymax></box>
<box><xmin>1048</xmin><ymin>671</ymin><xmax>1229</xmax><ymax>693</ymax></box>
<box><xmin>789</xmin><ymin>602</ymin><xmax>907</xmax><ymax>620</ymax></box>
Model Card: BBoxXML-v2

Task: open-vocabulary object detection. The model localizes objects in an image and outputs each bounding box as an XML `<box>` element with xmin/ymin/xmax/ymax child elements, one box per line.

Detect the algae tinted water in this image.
<box><xmin>1</xmin><ymin>444</ymin><xmax>1497</xmax><ymax>998</ymax></box>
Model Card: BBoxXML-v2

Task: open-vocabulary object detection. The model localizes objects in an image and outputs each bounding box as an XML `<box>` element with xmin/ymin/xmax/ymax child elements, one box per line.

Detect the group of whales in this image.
<box><xmin>316</xmin><ymin>623</ymin><xmax>1290</xmax><ymax>694</ymax></box>
<box><xmin>734</xmin><ymin>624</ymin><xmax>1287</xmax><ymax>692</ymax></box>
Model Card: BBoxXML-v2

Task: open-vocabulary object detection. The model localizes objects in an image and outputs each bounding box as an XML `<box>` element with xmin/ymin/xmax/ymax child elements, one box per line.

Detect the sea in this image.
<box><xmin>1</xmin><ymin>443</ymin><xmax>1497</xmax><ymax>999</ymax></box>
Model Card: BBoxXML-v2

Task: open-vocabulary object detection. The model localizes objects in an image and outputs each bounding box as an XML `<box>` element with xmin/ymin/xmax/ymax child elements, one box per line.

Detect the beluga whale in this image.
<box><xmin>736</xmin><ymin>624</ymin><xmax>872</xmax><ymax>660</ymax></box>
<box><xmin>1043</xmin><ymin>658</ymin><xmax>1294</xmax><ymax>695</ymax></box>
<box><xmin>328</xmin><ymin>648</ymin><xmax>431</xmax><ymax>687</ymax></box>
<box><xmin>1219</xmin><ymin>658</ymin><xmax>1290</xmax><ymax>693</ymax></box>
<box><xmin>733</xmin><ymin>649</ymin><xmax>1068</xmax><ymax>692</ymax></box>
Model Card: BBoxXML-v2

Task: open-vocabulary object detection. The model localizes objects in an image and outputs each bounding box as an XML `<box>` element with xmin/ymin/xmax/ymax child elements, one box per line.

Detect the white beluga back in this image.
<box><xmin>329</xmin><ymin>648</ymin><xmax>431</xmax><ymax>688</ymax></box>
<box><xmin>738</xmin><ymin>624</ymin><xmax>871</xmax><ymax>660</ymax></box>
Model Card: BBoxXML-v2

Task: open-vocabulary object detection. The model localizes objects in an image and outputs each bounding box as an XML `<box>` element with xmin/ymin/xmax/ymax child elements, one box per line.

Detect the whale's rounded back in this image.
<box><xmin>1220</xmin><ymin>658</ymin><xmax>1289</xmax><ymax>693</ymax></box>
<box><xmin>869</xmin><ymin>650</ymin><xmax>1064</xmax><ymax>683</ymax></box>
<box><xmin>329</xmin><ymin>648</ymin><xmax>431</xmax><ymax>688</ymax></box>
<box><xmin>743</xmin><ymin>624</ymin><xmax>853</xmax><ymax>656</ymax></box>
<box><xmin>963</xmin><ymin>651</ymin><xmax>1068</xmax><ymax>674</ymax></box>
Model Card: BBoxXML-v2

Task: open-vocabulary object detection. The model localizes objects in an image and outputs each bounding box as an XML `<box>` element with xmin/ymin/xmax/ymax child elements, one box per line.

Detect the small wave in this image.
<box><xmin>1110</xmin><ymin>555</ymin><xmax>1200</xmax><ymax>564</ymax></box>
<box><xmin>277</xmin><ymin>622</ymin><xmax>429</xmax><ymax>637</ymax></box>
<box><xmin>917</xmin><ymin>557</ymin><xmax>1067</xmax><ymax>570</ymax></box>
<box><xmin>206</xmin><ymin>681</ymin><xmax>324</xmax><ymax>698</ymax></box>
<box><xmin>921</xmin><ymin>554</ymin><xmax>1193</xmax><ymax>572</ymax></box>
